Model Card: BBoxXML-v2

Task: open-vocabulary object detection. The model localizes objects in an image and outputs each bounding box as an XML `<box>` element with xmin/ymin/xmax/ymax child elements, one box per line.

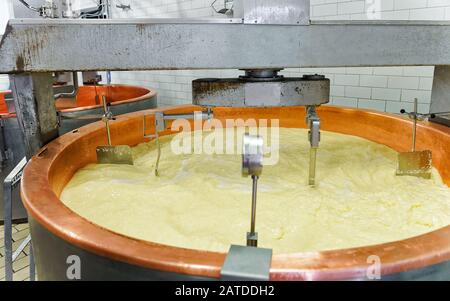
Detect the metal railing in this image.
<box><xmin>3</xmin><ymin>157</ymin><xmax>35</xmax><ymax>281</ymax></box>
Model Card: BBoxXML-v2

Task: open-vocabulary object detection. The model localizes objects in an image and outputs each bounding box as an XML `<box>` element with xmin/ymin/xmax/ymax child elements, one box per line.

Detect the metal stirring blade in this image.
<box><xmin>396</xmin><ymin>98</ymin><xmax>432</xmax><ymax>179</ymax></box>
<box><xmin>143</xmin><ymin>109</ymin><xmax>214</xmax><ymax>176</ymax></box>
<box><xmin>96</xmin><ymin>95</ymin><xmax>133</xmax><ymax>165</ymax></box>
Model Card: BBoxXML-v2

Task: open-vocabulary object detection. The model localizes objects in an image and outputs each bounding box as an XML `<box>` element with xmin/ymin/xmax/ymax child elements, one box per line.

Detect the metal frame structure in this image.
<box><xmin>3</xmin><ymin>157</ymin><xmax>35</xmax><ymax>281</ymax></box>
<box><xmin>1</xmin><ymin>0</ymin><xmax>450</xmax><ymax>280</ymax></box>
<box><xmin>1</xmin><ymin>18</ymin><xmax>450</xmax><ymax>155</ymax></box>
<box><xmin>4</xmin><ymin>19</ymin><xmax>450</xmax><ymax>71</ymax></box>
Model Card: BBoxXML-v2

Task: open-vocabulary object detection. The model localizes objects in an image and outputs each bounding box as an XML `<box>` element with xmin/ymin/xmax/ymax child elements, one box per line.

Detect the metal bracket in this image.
<box><xmin>143</xmin><ymin>109</ymin><xmax>214</xmax><ymax>139</ymax></box>
<box><xmin>143</xmin><ymin>112</ymin><xmax>164</xmax><ymax>176</ymax></box>
<box><xmin>143</xmin><ymin>112</ymin><xmax>165</xmax><ymax>140</ymax></box>
<box><xmin>430</xmin><ymin>60</ymin><xmax>450</xmax><ymax>121</ymax></box>
<box><xmin>242</xmin><ymin>134</ymin><xmax>263</xmax><ymax>247</ymax></box>
<box><xmin>193</xmin><ymin>74</ymin><xmax>330</xmax><ymax>107</ymax></box>
<box><xmin>306</xmin><ymin>106</ymin><xmax>321</xmax><ymax>186</ymax></box>
<box><xmin>4</xmin><ymin>157</ymin><xmax>35</xmax><ymax>281</ymax></box>
<box><xmin>221</xmin><ymin>245</ymin><xmax>272</xmax><ymax>281</ymax></box>
<box><xmin>143</xmin><ymin>109</ymin><xmax>214</xmax><ymax>176</ymax></box>
<box><xmin>309</xmin><ymin>119</ymin><xmax>320</xmax><ymax>148</ymax></box>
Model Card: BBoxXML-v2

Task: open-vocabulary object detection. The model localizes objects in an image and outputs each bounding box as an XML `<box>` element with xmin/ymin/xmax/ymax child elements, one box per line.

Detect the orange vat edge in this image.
<box><xmin>20</xmin><ymin>105</ymin><xmax>450</xmax><ymax>280</ymax></box>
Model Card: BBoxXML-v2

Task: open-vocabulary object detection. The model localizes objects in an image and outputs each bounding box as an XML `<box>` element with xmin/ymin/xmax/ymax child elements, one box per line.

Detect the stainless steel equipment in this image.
<box><xmin>397</xmin><ymin>99</ymin><xmax>432</xmax><ymax>178</ymax></box>
<box><xmin>57</xmin><ymin>85</ymin><xmax>157</xmax><ymax>135</ymax></box>
<box><xmin>430</xmin><ymin>65</ymin><xmax>450</xmax><ymax>127</ymax></box>
<box><xmin>96</xmin><ymin>96</ymin><xmax>133</xmax><ymax>165</ymax></box>
<box><xmin>19</xmin><ymin>105</ymin><xmax>450</xmax><ymax>281</ymax></box>
<box><xmin>2</xmin><ymin>0</ymin><xmax>450</xmax><ymax>281</ymax></box>
<box><xmin>15</xmin><ymin>0</ymin><xmax>105</xmax><ymax>19</ymax></box>
<box><xmin>0</xmin><ymin>116</ymin><xmax>27</xmax><ymax>223</ymax></box>
<box><xmin>193</xmin><ymin>71</ymin><xmax>328</xmax><ymax>185</ymax></box>
<box><xmin>3</xmin><ymin>157</ymin><xmax>35</xmax><ymax>281</ymax></box>
<box><xmin>54</xmin><ymin>72</ymin><xmax>78</xmax><ymax>99</ymax></box>
<box><xmin>0</xmin><ymin>86</ymin><xmax>69</xmax><ymax>223</ymax></box>
<box><xmin>193</xmin><ymin>70</ymin><xmax>330</xmax><ymax>107</ymax></box>
<box><xmin>242</xmin><ymin>133</ymin><xmax>263</xmax><ymax>247</ymax></box>
<box><xmin>0</xmin><ymin>85</ymin><xmax>156</xmax><ymax>223</ymax></box>
<box><xmin>143</xmin><ymin>109</ymin><xmax>213</xmax><ymax>176</ymax></box>
<box><xmin>306</xmin><ymin>105</ymin><xmax>321</xmax><ymax>186</ymax></box>
<box><xmin>211</xmin><ymin>0</ymin><xmax>234</xmax><ymax>16</ymax></box>
<box><xmin>16</xmin><ymin>0</ymin><xmax>78</xmax><ymax>18</ymax></box>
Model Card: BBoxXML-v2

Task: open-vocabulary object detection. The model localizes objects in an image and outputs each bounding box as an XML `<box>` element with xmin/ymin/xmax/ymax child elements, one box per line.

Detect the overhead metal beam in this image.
<box><xmin>3</xmin><ymin>19</ymin><xmax>450</xmax><ymax>72</ymax></box>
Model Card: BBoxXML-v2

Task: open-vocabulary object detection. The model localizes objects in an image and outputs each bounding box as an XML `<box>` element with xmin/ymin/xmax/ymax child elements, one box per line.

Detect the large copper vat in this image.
<box><xmin>21</xmin><ymin>105</ymin><xmax>450</xmax><ymax>280</ymax></box>
<box><xmin>56</xmin><ymin>85</ymin><xmax>157</xmax><ymax>135</ymax></box>
<box><xmin>1</xmin><ymin>85</ymin><xmax>157</xmax><ymax>223</ymax></box>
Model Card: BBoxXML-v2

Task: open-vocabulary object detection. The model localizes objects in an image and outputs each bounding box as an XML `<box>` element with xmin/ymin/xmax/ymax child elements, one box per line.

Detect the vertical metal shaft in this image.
<box><xmin>250</xmin><ymin>175</ymin><xmax>258</xmax><ymax>234</ymax></box>
<box><xmin>105</xmin><ymin>119</ymin><xmax>112</xmax><ymax>146</ymax></box>
<box><xmin>9</xmin><ymin>73</ymin><xmax>59</xmax><ymax>159</ymax></box>
<box><xmin>152</xmin><ymin>112</ymin><xmax>165</xmax><ymax>176</ymax></box>
<box><xmin>242</xmin><ymin>133</ymin><xmax>263</xmax><ymax>247</ymax></box>
<box><xmin>306</xmin><ymin>106</ymin><xmax>321</xmax><ymax>186</ymax></box>
<box><xmin>155</xmin><ymin>134</ymin><xmax>161</xmax><ymax>176</ymax></box>
<box><xmin>104</xmin><ymin>0</ymin><xmax>112</xmax><ymax>89</ymax></box>
<box><xmin>102</xmin><ymin>96</ymin><xmax>112</xmax><ymax>146</ymax></box>
<box><xmin>309</xmin><ymin>147</ymin><xmax>317</xmax><ymax>186</ymax></box>
<box><xmin>247</xmin><ymin>175</ymin><xmax>258</xmax><ymax>247</ymax></box>
<box><xmin>412</xmin><ymin>98</ymin><xmax>418</xmax><ymax>152</ymax></box>
<box><xmin>105</xmin><ymin>0</ymin><xmax>112</xmax><ymax>19</ymax></box>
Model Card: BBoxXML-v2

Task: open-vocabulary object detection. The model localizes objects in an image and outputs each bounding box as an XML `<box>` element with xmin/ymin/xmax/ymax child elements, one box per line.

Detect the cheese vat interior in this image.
<box><xmin>21</xmin><ymin>105</ymin><xmax>450</xmax><ymax>280</ymax></box>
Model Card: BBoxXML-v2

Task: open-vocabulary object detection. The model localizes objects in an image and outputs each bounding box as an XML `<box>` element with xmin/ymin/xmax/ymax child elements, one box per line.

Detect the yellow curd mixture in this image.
<box><xmin>60</xmin><ymin>128</ymin><xmax>450</xmax><ymax>254</ymax></box>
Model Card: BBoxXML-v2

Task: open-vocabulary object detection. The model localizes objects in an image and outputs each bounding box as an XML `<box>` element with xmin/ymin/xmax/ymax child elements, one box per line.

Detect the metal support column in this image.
<box><xmin>4</xmin><ymin>73</ymin><xmax>55</xmax><ymax>280</ymax></box>
<box><xmin>431</xmin><ymin>66</ymin><xmax>450</xmax><ymax>113</ymax></box>
<box><xmin>9</xmin><ymin>73</ymin><xmax>59</xmax><ymax>159</ymax></box>
<box><xmin>3</xmin><ymin>157</ymin><xmax>29</xmax><ymax>281</ymax></box>
<box><xmin>430</xmin><ymin>66</ymin><xmax>450</xmax><ymax>126</ymax></box>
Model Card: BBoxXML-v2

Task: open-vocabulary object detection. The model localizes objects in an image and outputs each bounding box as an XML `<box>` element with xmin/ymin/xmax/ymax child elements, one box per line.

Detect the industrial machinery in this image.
<box><xmin>143</xmin><ymin>109</ymin><xmax>213</xmax><ymax>176</ymax></box>
<box><xmin>96</xmin><ymin>95</ymin><xmax>134</xmax><ymax>165</ymax></box>
<box><xmin>241</xmin><ymin>133</ymin><xmax>264</xmax><ymax>247</ymax></box>
<box><xmin>1</xmin><ymin>0</ymin><xmax>156</xmax><ymax>223</ymax></box>
<box><xmin>397</xmin><ymin>98</ymin><xmax>433</xmax><ymax>178</ymax></box>
<box><xmin>193</xmin><ymin>70</ymin><xmax>329</xmax><ymax>185</ymax></box>
<box><xmin>17</xmin><ymin>105</ymin><xmax>450</xmax><ymax>280</ymax></box>
<box><xmin>15</xmin><ymin>0</ymin><xmax>109</xmax><ymax>19</ymax></box>
<box><xmin>1</xmin><ymin>0</ymin><xmax>450</xmax><ymax>280</ymax></box>
<box><xmin>0</xmin><ymin>85</ymin><xmax>157</xmax><ymax>222</ymax></box>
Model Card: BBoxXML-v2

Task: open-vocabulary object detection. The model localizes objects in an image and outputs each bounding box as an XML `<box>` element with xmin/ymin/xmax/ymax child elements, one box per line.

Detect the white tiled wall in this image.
<box><xmin>309</xmin><ymin>0</ymin><xmax>450</xmax><ymax>113</ymax></box>
<box><xmin>312</xmin><ymin>0</ymin><xmax>450</xmax><ymax>20</ymax></box>
<box><xmin>110</xmin><ymin>0</ymin><xmax>450</xmax><ymax>113</ymax></box>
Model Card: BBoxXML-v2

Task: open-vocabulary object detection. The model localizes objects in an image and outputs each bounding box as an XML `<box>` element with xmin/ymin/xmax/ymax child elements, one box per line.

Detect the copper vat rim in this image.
<box><xmin>20</xmin><ymin>104</ymin><xmax>450</xmax><ymax>280</ymax></box>
<box><xmin>56</xmin><ymin>84</ymin><xmax>157</xmax><ymax>113</ymax></box>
